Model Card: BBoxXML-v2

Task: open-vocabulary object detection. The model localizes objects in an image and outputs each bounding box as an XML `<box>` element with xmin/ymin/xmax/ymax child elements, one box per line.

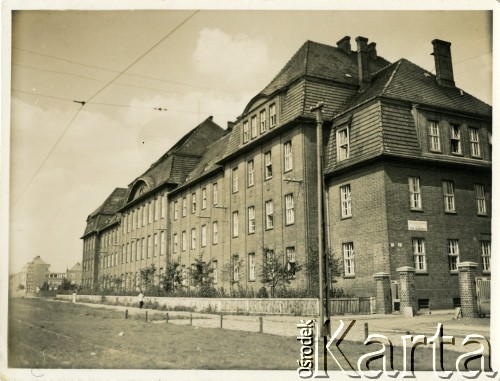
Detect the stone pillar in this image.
<box><xmin>373</xmin><ymin>272</ymin><xmax>392</xmax><ymax>314</ymax></box>
<box><xmin>396</xmin><ymin>266</ymin><xmax>417</xmax><ymax>317</ymax></box>
<box><xmin>457</xmin><ymin>262</ymin><xmax>479</xmax><ymax>319</ymax></box>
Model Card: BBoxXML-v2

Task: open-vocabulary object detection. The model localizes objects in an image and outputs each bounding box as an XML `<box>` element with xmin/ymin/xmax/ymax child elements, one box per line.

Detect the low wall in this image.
<box><xmin>57</xmin><ymin>294</ymin><xmax>375</xmax><ymax>316</ymax></box>
<box><xmin>57</xmin><ymin>294</ymin><xmax>319</xmax><ymax>315</ymax></box>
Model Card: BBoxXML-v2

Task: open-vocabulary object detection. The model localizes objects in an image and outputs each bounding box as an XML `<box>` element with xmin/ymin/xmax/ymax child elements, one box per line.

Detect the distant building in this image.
<box><xmin>82</xmin><ymin>37</ymin><xmax>491</xmax><ymax>310</ymax></box>
<box><xmin>18</xmin><ymin>256</ymin><xmax>50</xmax><ymax>294</ymax></box>
<box><xmin>47</xmin><ymin>272</ymin><xmax>65</xmax><ymax>290</ymax></box>
<box><xmin>66</xmin><ymin>262</ymin><xmax>82</xmax><ymax>287</ymax></box>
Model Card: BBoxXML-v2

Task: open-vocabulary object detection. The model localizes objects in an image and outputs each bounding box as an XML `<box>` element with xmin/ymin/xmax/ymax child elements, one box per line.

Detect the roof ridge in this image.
<box><xmin>380</xmin><ymin>60</ymin><xmax>403</xmax><ymax>96</ymax></box>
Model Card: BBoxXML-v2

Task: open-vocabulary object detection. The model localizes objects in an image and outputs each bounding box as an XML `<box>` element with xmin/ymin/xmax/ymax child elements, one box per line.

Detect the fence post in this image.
<box><xmin>125</xmin><ymin>309</ymin><xmax>128</xmax><ymax>319</ymax></box>
<box><xmin>145</xmin><ymin>311</ymin><xmax>148</xmax><ymax>322</ymax></box>
<box><xmin>364</xmin><ymin>322</ymin><xmax>369</xmax><ymax>340</ymax></box>
<box><xmin>259</xmin><ymin>316</ymin><xmax>263</xmax><ymax>333</ymax></box>
<box><xmin>166</xmin><ymin>312</ymin><xmax>169</xmax><ymax>323</ymax></box>
<box><xmin>190</xmin><ymin>313</ymin><xmax>193</xmax><ymax>326</ymax></box>
<box><xmin>220</xmin><ymin>314</ymin><xmax>223</xmax><ymax>329</ymax></box>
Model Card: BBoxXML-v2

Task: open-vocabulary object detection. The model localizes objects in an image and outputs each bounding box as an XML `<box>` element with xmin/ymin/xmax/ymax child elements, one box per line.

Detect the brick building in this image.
<box><xmin>82</xmin><ymin>36</ymin><xmax>491</xmax><ymax>310</ymax></box>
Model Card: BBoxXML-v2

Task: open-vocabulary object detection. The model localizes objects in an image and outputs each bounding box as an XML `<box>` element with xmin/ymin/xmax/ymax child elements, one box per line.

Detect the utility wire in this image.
<box><xmin>13</xmin><ymin>89</ymin><xmax>165</xmax><ymax>111</ymax></box>
<box><xmin>12</xmin><ymin>10</ymin><xmax>199</xmax><ymax>207</ymax></box>
<box><xmin>14</xmin><ymin>47</ymin><xmax>240</xmax><ymax>95</ymax></box>
<box><xmin>85</xmin><ymin>10</ymin><xmax>199</xmax><ymax>104</ymax></box>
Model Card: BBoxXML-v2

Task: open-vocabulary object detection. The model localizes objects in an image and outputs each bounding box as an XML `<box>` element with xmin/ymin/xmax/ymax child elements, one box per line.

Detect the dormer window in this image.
<box><xmin>270</xmin><ymin>103</ymin><xmax>277</xmax><ymax>128</ymax></box>
<box><xmin>243</xmin><ymin>121</ymin><xmax>249</xmax><ymax>143</ymax></box>
<box><xmin>428</xmin><ymin>120</ymin><xmax>441</xmax><ymax>152</ymax></box>
<box><xmin>260</xmin><ymin>109</ymin><xmax>267</xmax><ymax>133</ymax></box>
<box><xmin>337</xmin><ymin>126</ymin><xmax>349</xmax><ymax>161</ymax></box>
<box><xmin>251</xmin><ymin>116</ymin><xmax>257</xmax><ymax>139</ymax></box>
<box><xmin>450</xmin><ymin>124</ymin><xmax>462</xmax><ymax>155</ymax></box>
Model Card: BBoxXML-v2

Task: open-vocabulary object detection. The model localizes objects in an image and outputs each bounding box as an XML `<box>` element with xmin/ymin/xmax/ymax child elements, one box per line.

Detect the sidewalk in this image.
<box><xmin>55</xmin><ymin>299</ymin><xmax>490</xmax><ymax>353</ymax></box>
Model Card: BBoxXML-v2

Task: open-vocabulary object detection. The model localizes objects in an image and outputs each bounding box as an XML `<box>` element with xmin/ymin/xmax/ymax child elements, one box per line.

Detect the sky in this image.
<box><xmin>3</xmin><ymin>6</ymin><xmax>494</xmax><ymax>274</ymax></box>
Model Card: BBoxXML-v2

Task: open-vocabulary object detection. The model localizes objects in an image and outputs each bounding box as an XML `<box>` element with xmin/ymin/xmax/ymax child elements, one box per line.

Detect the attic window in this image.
<box><xmin>345</xmin><ymin>73</ymin><xmax>352</xmax><ymax>78</ymax></box>
<box><xmin>424</xmin><ymin>72</ymin><xmax>432</xmax><ymax>78</ymax></box>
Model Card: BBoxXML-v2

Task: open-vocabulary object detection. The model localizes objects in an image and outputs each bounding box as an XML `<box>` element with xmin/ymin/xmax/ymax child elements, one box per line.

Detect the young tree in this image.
<box><xmin>140</xmin><ymin>264</ymin><xmax>156</xmax><ymax>292</ymax></box>
<box><xmin>159</xmin><ymin>259</ymin><xmax>183</xmax><ymax>293</ymax></box>
<box><xmin>306</xmin><ymin>248</ymin><xmax>342</xmax><ymax>294</ymax></box>
<box><xmin>190</xmin><ymin>254</ymin><xmax>217</xmax><ymax>297</ymax></box>
<box><xmin>259</xmin><ymin>246</ymin><xmax>302</xmax><ymax>297</ymax></box>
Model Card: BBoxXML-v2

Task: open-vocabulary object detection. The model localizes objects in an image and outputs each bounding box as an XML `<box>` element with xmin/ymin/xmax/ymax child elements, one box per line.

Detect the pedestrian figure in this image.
<box><xmin>72</xmin><ymin>291</ymin><xmax>77</xmax><ymax>303</ymax></box>
<box><xmin>138</xmin><ymin>291</ymin><xmax>144</xmax><ymax>309</ymax></box>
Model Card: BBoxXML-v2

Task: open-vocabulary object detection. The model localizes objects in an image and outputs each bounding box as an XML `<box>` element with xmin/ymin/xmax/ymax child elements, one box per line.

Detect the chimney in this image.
<box><xmin>431</xmin><ymin>39</ymin><xmax>455</xmax><ymax>87</ymax></box>
<box><xmin>367</xmin><ymin>42</ymin><xmax>377</xmax><ymax>59</ymax></box>
<box><xmin>227</xmin><ymin>121</ymin><xmax>235</xmax><ymax>131</ymax></box>
<box><xmin>356</xmin><ymin>36</ymin><xmax>370</xmax><ymax>92</ymax></box>
<box><xmin>336</xmin><ymin>36</ymin><xmax>351</xmax><ymax>54</ymax></box>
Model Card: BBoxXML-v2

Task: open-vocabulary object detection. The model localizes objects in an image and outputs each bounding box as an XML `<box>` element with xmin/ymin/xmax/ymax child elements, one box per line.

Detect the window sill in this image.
<box><xmin>449</xmin><ymin>271</ymin><xmax>458</xmax><ymax>275</ymax></box>
<box><xmin>451</xmin><ymin>152</ymin><xmax>463</xmax><ymax>157</ymax></box>
<box><xmin>343</xmin><ymin>275</ymin><xmax>355</xmax><ymax>279</ymax></box>
<box><xmin>285</xmin><ymin>222</ymin><xmax>295</xmax><ymax>227</ymax></box>
<box><xmin>284</xmin><ymin>169</ymin><xmax>293</xmax><ymax>174</ymax></box>
<box><xmin>477</xmin><ymin>213</ymin><xmax>489</xmax><ymax>217</ymax></box>
<box><xmin>445</xmin><ymin>211</ymin><xmax>457</xmax><ymax>215</ymax></box>
<box><xmin>415</xmin><ymin>271</ymin><xmax>429</xmax><ymax>275</ymax></box>
<box><xmin>410</xmin><ymin>209</ymin><xmax>424</xmax><ymax>212</ymax></box>
<box><xmin>341</xmin><ymin>215</ymin><xmax>352</xmax><ymax>220</ymax></box>
<box><xmin>265</xmin><ymin>227</ymin><xmax>274</xmax><ymax>231</ymax></box>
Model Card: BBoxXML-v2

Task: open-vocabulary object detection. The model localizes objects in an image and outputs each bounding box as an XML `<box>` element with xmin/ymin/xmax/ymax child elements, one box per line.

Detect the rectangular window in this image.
<box><xmin>270</xmin><ymin>103</ymin><xmax>276</xmax><ymax>128</ymax></box>
<box><xmin>232</xmin><ymin>211</ymin><xmax>239</xmax><ymax>237</ymax></box>
<box><xmin>126</xmin><ymin>243</ymin><xmax>130</xmax><ymax>263</ymax></box>
<box><xmin>141</xmin><ymin>238</ymin><xmax>145</xmax><ymax>260</ymax></box>
<box><xmin>191</xmin><ymin>192</ymin><xmax>197</xmax><ymax>213</ymax></box>
<box><xmin>286</xmin><ymin>247</ymin><xmax>297</xmax><ymax>278</ymax></box>
<box><xmin>201</xmin><ymin>188</ymin><xmax>207</xmax><ymax>209</ymax></box>
<box><xmin>450</xmin><ymin>124</ymin><xmax>462</xmax><ymax>154</ymax></box>
<box><xmin>260</xmin><ymin>109</ymin><xmax>266</xmax><ymax>133</ymax></box>
<box><xmin>181</xmin><ymin>231</ymin><xmax>186</xmax><ymax>252</ymax></box>
<box><xmin>122</xmin><ymin>216</ymin><xmax>126</xmax><ymax>234</ymax></box>
<box><xmin>142</xmin><ymin>205</ymin><xmax>147</xmax><ymax>227</ymax></box>
<box><xmin>212</xmin><ymin>221</ymin><xmax>218</xmax><ymax>244</ymax></box>
<box><xmin>148</xmin><ymin>203</ymin><xmax>153</xmax><ymax>224</ymax></box>
<box><xmin>429</xmin><ymin>120</ymin><xmax>441</xmax><ymax>152</ymax></box>
<box><xmin>248</xmin><ymin>253</ymin><xmax>256</xmax><ymax>281</ymax></box>
<box><xmin>161</xmin><ymin>195</ymin><xmax>166</xmax><ymax>219</ymax></box>
<box><xmin>243</xmin><ymin>121</ymin><xmax>249</xmax><ymax>143</ymax></box>
<box><xmin>247</xmin><ymin>160</ymin><xmax>255</xmax><ymax>187</ymax></box>
<box><xmin>160</xmin><ymin>231</ymin><xmax>166</xmax><ymax>255</ymax></box>
<box><xmin>213</xmin><ymin>182</ymin><xmax>218</xmax><ymax>206</ymax></box>
<box><xmin>448</xmin><ymin>239</ymin><xmax>460</xmax><ymax>272</ymax></box>
<box><xmin>474</xmin><ymin>184</ymin><xmax>487</xmax><ymax>215</ymax></box>
<box><xmin>481</xmin><ymin>241</ymin><xmax>491</xmax><ymax>273</ymax></box>
<box><xmin>174</xmin><ymin>201</ymin><xmax>179</xmax><ymax>220</ymax></box>
<box><xmin>147</xmin><ymin>235</ymin><xmax>152</xmax><ymax>258</ymax></box>
<box><xmin>191</xmin><ymin>228</ymin><xmax>196</xmax><ymax>250</ymax></box>
<box><xmin>232</xmin><ymin>167</ymin><xmax>239</xmax><ymax>193</ymax></box>
<box><xmin>182</xmin><ymin>197</ymin><xmax>187</xmax><ymax>217</ymax></box>
<box><xmin>340</xmin><ymin>184</ymin><xmax>352</xmax><ymax>218</ymax></box>
<box><xmin>412</xmin><ymin>238</ymin><xmax>427</xmax><ymax>272</ymax></box>
<box><xmin>248</xmin><ymin>206</ymin><xmax>256</xmax><ymax>234</ymax></box>
<box><xmin>173</xmin><ymin>233</ymin><xmax>178</xmax><ymax>253</ymax></box>
<box><xmin>284</xmin><ymin>141</ymin><xmax>293</xmax><ymax>172</ymax></box>
<box><xmin>154</xmin><ymin>233</ymin><xmax>158</xmax><ymax>257</ymax></box>
<box><xmin>132</xmin><ymin>210</ymin><xmax>136</xmax><ymax>231</ymax></box>
<box><xmin>264</xmin><ymin>151</ymin><xmax>272</xmax><ymax>180</ymax></box>
<box><xmin>201</xmin><ymin>225</ymin><xmax>207</xmax><ymax>247</ymax></box>
<box><xmin>127</xmin><ymin>213</ymin><xmax>131</xmax><ymax>232</ymax></box>
<box><xmin>285</xmin><ymin>194</ymin><xmax>295</xmax><ymax>225</ymax></box>
<box><xmin>337</xmin><ymin>127</ymin><xmax>350</xmax><ymax>161</ymax></box>
<box><xmin>442</xmin><ymin>180</ymin><xmax>455</xmax><ymax>212</ymax></box>
<box><xmin>212</xmin><ymin>260</ymin><xmax>218</xmax><ymax>284</ymax></box>
<box><xmin>343</xmin><ymin>243</ymin><xmax>355</xmax><ymax>276</ymax></box>
<box><xmin>470</xmin><ymin>128</ymin><xmax>481</xmax><ymax>157</ymax></box>
<box><xmin>265</xmin><ymin>201</ymin><xmax>274</xmax><ymax>229</ymax></box>
<box><xmin>408</xmin><ymin>177</ymin><xmax>422</xmax><ymax>210</ymax></box>
<box><xmin>233</xmin><ymin>255</ymin><xmax>240</xmax><ymax>282</ymax></box>
<box><xmin>154</xmin><ymin>198</ymin><xmax>160</xmax><ymax>221</ymax></box>
<box><xmin>251</xmin><ymin>115</ymin><xmax>257</xmax><ymax>138</ymax></box>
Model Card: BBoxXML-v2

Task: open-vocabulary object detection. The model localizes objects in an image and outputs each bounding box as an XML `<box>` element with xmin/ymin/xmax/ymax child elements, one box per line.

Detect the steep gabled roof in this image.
<box><xmin>123</xmin><ymin>116</ymin><xmax>226</xmax><ymax>205</ymax></box>
<box><xmin>344</xmin><ymin>59</ymin><xmax>491</xmax><ymax>118</ymax></box>
<box><xmin>246</xmin><ymin>40</ymin><xmax>391</xmax><ymax>112</ymax></box>
<box><xmin>84</xmin><ymin>188</ymin><xmax>127</xmax><ymax>236</ymax></box>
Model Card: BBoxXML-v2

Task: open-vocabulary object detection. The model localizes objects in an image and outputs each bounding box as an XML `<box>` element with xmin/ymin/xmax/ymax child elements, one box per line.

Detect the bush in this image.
<box><xmin>257</xmin><ymin>287</ymin><xmax>269</xmax><ymax>298</ymax></box>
